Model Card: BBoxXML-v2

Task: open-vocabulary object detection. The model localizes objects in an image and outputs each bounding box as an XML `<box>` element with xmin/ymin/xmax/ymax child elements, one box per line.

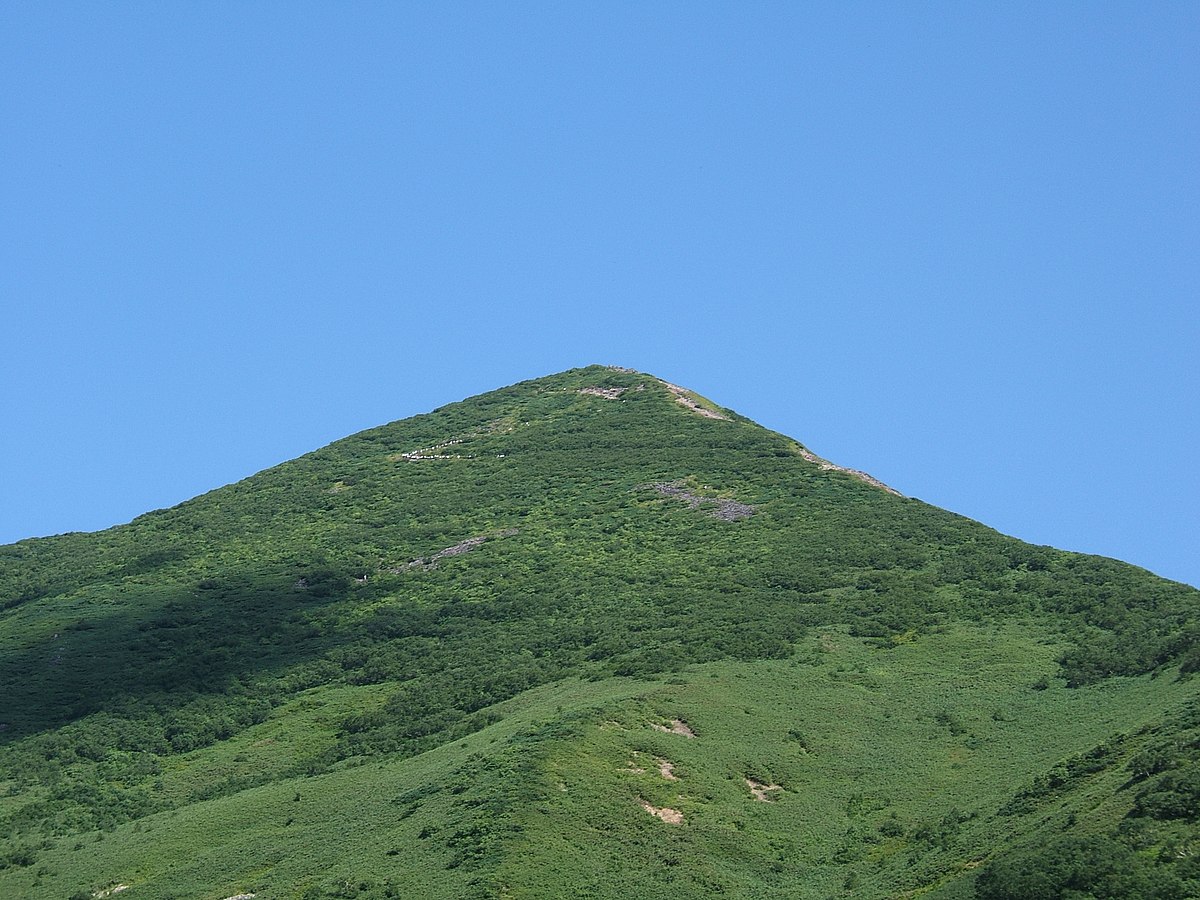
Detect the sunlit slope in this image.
<box><xmin>1</xmin><ymin>365</ymin><xmax>1197</xmax><ymax>898</ymax></box>
<box><xmin>2</xmin><ymin>629</ymin><xmax>1194</xmax><ymax>899</ymax></box>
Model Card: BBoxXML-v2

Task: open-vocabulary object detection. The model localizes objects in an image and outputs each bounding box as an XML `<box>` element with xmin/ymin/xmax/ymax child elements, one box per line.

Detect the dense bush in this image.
<box><xmin>975</xmin><ymin>834</ymin><xmax>1188</xmax><ymax>899</ymax></box>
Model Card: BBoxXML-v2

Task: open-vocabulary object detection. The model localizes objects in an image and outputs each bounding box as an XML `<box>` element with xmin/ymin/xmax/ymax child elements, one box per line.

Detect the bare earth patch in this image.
<box><xmin>639</xmin><ymin>799</ymin><xmax>684</xmax><ymax>824</ymax></box>
<box><xmin>745</xmin><ymin>777</ymin><xmax>783</xmax><ymax>802</ymax></box>
<box><xmin>657</xmin><ymin>758</ymin><xmax>679</xmax><ymax>780</ymax></box>
<box><xmin>647</xmin><ymin>481</ymin><xmax>755</xmax><ymax>521</ymax></box>
<box><xmin>795</xmin><ymin>446</ymin><xmax>902</xmax><ymax>496</ymax></box>
<box><xmin>651</xmin><ymin>718</ymin><xmax>696</xmax><ymax>737</ymax></box>
<box><xmin>94</xmin><ymin>887</ymin><xmax>130</xmax><ymax>899</ymax></box>
<box><xmin>221</xmin><ymin>895</ymin><xmax>257</xmax><ymax>900</ymax></box>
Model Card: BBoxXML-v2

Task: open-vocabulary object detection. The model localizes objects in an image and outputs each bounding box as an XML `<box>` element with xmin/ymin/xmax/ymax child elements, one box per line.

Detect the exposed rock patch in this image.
<box><xmin>430</xmin><ymin>536</ymin><xmax>488</xmax><ymax>560</ymax></box>
<box><xmin>651</xmin><ymin>718</ymin><xmax>696</xmax><ymax>738</ymax></box>
<box><xmin>796</xmin><ymin>446</ymin><xmax>902</xmax><ymax>496</ymax></box>
<box><xmin>639</xmin><ymin>799</ymin><xmax>684</xmax><ymax>824</ymax></box>
<box><xmin>657</xmin><ymin>758</ymin><xmax>679</xmax><ymax>780</ymax></box>
<box><xmin>395</xmin><ymin>438</ymin><xmax>470</xmax><ymax>461</ymax></box>
<box><xmin>394</xmin><ymin>419</ymin><xmax>520</xmax><ymax>462</ymax></box>
<box><xmin>578</xmin><ymin>386</ymin><xmax>628</xmax><ymax>400</ymax></box>
<box><xmin>647</xmin><ymin>481</ymin><xmax>755</xmax><ymax>521</ymax></box>
<box><xmin>397</xmin><ymin>529</ymin><xmax>519</xmax><ymax>571</ymax></box>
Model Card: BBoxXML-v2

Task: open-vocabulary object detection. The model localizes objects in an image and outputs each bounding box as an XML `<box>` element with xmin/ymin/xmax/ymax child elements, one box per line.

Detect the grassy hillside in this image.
<box><xmin>1</xmin><ymin>365</ymin><xmax>1197</xmax><ymax>898</ymax></box>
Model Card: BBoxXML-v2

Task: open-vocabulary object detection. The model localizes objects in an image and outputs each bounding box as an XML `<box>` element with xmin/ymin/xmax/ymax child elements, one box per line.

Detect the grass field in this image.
<box><xmin>3</xmin><ymin>622</ymin><xmax>1192</xmax><ymax>899</ymax></box>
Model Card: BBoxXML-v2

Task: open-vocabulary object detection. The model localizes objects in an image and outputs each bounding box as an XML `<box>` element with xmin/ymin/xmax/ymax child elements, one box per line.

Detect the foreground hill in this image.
<box><xmin>1</xmin><ymin>365</ymin><xmax>1197</xmax><ymax>899</ymax></box>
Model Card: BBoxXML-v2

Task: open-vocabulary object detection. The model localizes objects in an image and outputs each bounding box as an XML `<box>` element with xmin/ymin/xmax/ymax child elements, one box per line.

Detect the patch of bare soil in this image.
<box><xmin>578</xmin><ymin>386</ymin><xmax>628</xmax><ymax>400</ymax></box>
<box><xmin>94</xmin><ymin>887</ymin><xmax>130</xmax><ymax>899</ymax></box>
<box><xmin>647</xmin><ymin>481</ymin><xmax>755</xmax><ymax>521</ymax></box>
<box><xmin>221</xmin><ymin>895</ymin><xmax>257</xmax><ymax>900</ymax></box>
<box><xmin>796</xmin><ymin>447</ymin><xmax>902</xmax><ymax>496</ymax></box>
<box><xmin>657</xmin><ymin>758</ymin><xmax>679</xmax><ymax>780</ymax></box>
<box><xmin>745</xmin><ymin>777</ymin><xmax>783</xmax><ymax>802</ymax></box>
<box><xmin>639</xmin><ymin>799</ymin><xmax>684</xmax><ymax>824</ymax></box>
<box><xmin>651</xmin><ymin>718</ymin><xmax>696</xmax><ymax>737</ymax></box>
<box><xmin>661</xmin><ymin>381</ymin><xmax>730</xmax><ymax>420</ymax></box>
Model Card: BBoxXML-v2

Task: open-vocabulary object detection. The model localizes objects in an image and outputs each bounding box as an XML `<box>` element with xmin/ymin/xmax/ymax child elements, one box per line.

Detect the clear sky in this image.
<box><xmin>2</xmin><ymin>4</ymin><xmax>1197</xmax><ymax>587</ymax></box>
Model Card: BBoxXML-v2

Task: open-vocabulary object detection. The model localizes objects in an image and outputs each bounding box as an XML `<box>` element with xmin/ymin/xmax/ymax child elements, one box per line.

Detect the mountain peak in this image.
<box><xmin>461</xmin><ymin>365</ymin><xmax>901</xmax><ymax>493</ymax></box>
<box><xmin>1</xmin><ymin>368</ymin><xmax>1197</xmax><ymax>899</ymax></box>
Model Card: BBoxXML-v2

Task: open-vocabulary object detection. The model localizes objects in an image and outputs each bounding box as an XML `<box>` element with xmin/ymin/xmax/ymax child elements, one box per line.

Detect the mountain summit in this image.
<box><xmin>2</xmin><ymin>365</ymin><xmax>1197</xmax><ymax>899</ymax></box>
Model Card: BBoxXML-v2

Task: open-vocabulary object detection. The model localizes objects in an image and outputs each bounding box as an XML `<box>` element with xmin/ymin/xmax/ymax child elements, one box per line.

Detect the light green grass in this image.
<box><xmin>494</xmin><ymin>622</ymin><xmax>1194</xmax><ymax>898</ymax></box>
<box><xmin>1</xmin><ymin>678</ymin><xmax>657</xmax><ymax>900</ymax></box>
<box><xmin>6</xmin><ymin>622</ymin><xmax>1192</xmax><ymax>899</ymax></box>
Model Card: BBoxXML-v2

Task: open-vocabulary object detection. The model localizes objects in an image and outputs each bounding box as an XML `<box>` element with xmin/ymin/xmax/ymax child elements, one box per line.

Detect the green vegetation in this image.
<box><xmin>0</xmin><ymin>365</ymin><xmax>1196</xmax><ymax>898</ymax></box>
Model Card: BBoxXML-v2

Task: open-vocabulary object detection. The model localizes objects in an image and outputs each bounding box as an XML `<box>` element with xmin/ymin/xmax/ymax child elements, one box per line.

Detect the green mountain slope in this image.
<box><xmin>1</xmin><ymin>365</ymin><xmax>1197</xmax><ymax>899</ymax></box>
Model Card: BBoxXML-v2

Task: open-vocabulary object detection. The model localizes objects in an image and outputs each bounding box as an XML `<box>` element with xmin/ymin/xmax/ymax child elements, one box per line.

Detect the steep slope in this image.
<box><xmin>1</xmin><ymin>365</ymin><xmax>1197</xmax><ymax>899</ymax></box>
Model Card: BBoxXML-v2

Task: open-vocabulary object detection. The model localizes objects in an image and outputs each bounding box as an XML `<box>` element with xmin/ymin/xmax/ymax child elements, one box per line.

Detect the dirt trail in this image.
<box><xmin>795</xmin><ymin>447</ymin><xmax>902</xmax><ymax>496</ymax></box>
<box><xmin>661</xmin><ymin>381</ymin><xmax>729</xmax><ymax>420</ymax></box>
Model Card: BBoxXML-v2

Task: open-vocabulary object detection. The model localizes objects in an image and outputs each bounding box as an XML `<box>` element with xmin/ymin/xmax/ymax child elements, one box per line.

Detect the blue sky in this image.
<box><xmin>2</xmin><ymin>3</ymin><xmax>1197</xmax><ymax>586</ymax></box>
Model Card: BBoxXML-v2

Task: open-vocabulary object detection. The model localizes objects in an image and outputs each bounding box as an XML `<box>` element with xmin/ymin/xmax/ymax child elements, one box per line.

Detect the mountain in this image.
<box><xmin>1</xmin><ymin>365</ymin><xmax>1197</xmax><ymax>900</ymax></box>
